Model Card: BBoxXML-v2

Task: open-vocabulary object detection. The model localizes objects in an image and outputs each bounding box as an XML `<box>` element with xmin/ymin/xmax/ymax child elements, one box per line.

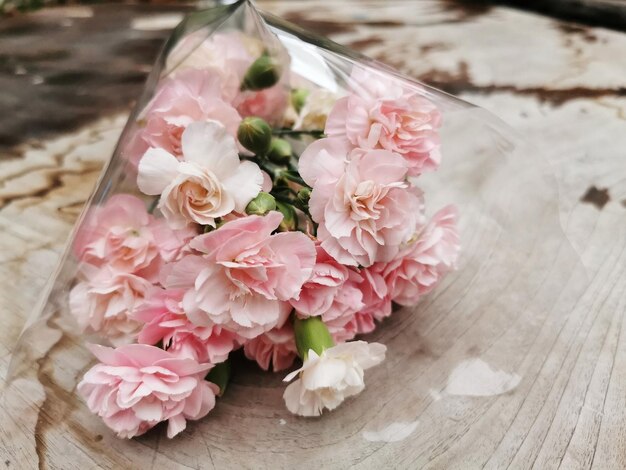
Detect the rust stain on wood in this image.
<box><xmin>282</xmin><ymin>12</ymin><xmax>356</xmax><ymax>35</ymax></box>
<box><xmin>283</xmin><ymin>11</ymin><xmax>406</xmax><ymax>37</ymax></box>
<box><xmin>418</xmin><ymin>61</ymin><xmax>626</xmax><ymax>106</ymax></box>
<box><xmin>441</xmin><ymin>0</ymin><xmax>493</xmax><ymax>20</ymax></box>
<box><xmin>556</xmin><ymin>23</ymin><xmax>598</xmax><ymax>42</ymax></box>
<box><xmin>347</xmin><ymin>36</ymin><xmax>384</xmax><ymax>50</ymax></box>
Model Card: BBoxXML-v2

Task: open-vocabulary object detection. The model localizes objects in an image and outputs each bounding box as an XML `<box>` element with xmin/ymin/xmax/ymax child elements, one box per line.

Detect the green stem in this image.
<box><xmin>281</xmin><ymin>171</ymin><xmax>308</xmax><ymax>187</ymax></box>
<box><xmin>147</xmin><ymin>197</ymin><xmax>160</xmax><ymax>215</ymax></box>
<box><xmin>272</xmin><ymin>129</ymin><xmax>325</xmax><ymax>138</ymax></box>
<box><xmin>293</xmin><ymin>316</ymin><xmax>335</xmax><ymax>359</ymax></box>
<box><xmin>206</xmin><ymin>359</ymin><xmax>231</xmax><ymax>397</ymax></box>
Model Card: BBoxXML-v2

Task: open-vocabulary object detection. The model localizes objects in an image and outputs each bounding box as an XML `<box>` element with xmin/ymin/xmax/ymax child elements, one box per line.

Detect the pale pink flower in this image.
<box><xmin>168</xmin><ymin>31</ymin><xmax>289</xmax><ymax>125</ymax></box>
<box><xmin>134</xmin><ymin>289</ymin><xmax>240</xmax><ymax>364</ymax></box>
<box><xmin>141</xmin><ymin>68</ymin><xmax>242</xmax><ymax>157</ymax></box>
<box><xmin>283</xmin><ymin>341</ymin><xmax>386</xmax><ymax>417</ymax></box>
<box><xmin>328</xmin><ymin>318</ymin><xmax>358</xmax><ymax>344</ymax></box>
<box><xmin>167</xmin><ymin>31</ymin><xmax>255</xmax><ymax>102</ymax></box>
<box><xmin>73</xmin><ymin>194</ymin><xmax>193</xmax><ymax>282</ymax></box>
<box><xmin>243</xmin><ymin>320</ymin><xmax>298</xmax><ymax>372</ymax></box>
<box><xmin>73</xmin><ymin>194</ymin><xmax>161</xmax><ymax>278</ymax></box>
<box><xmin>78</xmin><ymin>343</ymin><xmax>218</xmax><ymax>438</ymax></box>
<box><xmin>122</xmin><ymin>66</ymin><xmax>243</xmax><ymax>170</ymax></box>
<box><xmin>165</xmin><ymin>212</ymin><xmax>316</xmax><ymax>338</ymax></box>
<box><xmin>299</xmin><ymin>137</ymin><xmax>424</xmax><ymax>267</ymax></box>
<box><xmin>326</xmin><ymin>68</ymin><xmax>442</xmax><ymax>175</ymax></box>
<box><xmin>236</xmin><ymin>84</ymin><xmax>288</xmax><ymax>127</ymax></box>
<box><xmin>137</xmin><ymin>121</ymin><xmax>263</xmax><ymax>229</ymax></box>
<box><xmin>385</xmin><ymin>205</ymin><xmax>460</xmax><ymax>305</ymax></box>
<box><xmin>294</xmin><ymin>89</ymin><xmax>339</xmax><ymax>131</ymax></box>
<box><xmin>355</xmin><ymin>264</ymin><xmax>393</xmax><ymax>332</ymax></box>
<box><xmin>69</xmin><ymin>265</ymin><xmax>151</xmax><ymax>344</ymax></box>
<box><xmin>291</xmin><ymin>245</ymin><xmax>364</xmax><ymax>336</ymax></box>
<box><xmin>326</xmin><ymin>264</ymin><xmax>394</xmax><ymax>342</ymax></box>
<box><xmin>150</xmin><ymin>219</ymin><xmax>198</xmax><ymax>264</ymax></box>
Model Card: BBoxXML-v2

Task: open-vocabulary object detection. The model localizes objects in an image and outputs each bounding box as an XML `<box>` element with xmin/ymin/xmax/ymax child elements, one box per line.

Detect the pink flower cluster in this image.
<box><xmin>71</xmin><ymin>30</ymin><xmax>459</xmax><ymax>438</ymax></box>
<box><xmin>294</xmin><ymin>69</ymin><xmax>459</xmax><ymax>343</ymax></box>
<box><xmin>124</xmin><ymin>32</ymin><xmax>288</xmax><ymax>169</ymax></box>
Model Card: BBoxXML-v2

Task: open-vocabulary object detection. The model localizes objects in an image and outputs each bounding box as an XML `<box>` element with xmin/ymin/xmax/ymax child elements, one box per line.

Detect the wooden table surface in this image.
<box><xmin>1</xmin><ymin>1</ymin><xmax>626</xmax><ymax>468</ymax></box>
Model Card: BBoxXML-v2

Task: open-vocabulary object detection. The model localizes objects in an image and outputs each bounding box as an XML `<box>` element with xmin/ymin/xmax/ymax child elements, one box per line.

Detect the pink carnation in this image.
<box><xmin>326</xmin><ymin>68</ymin><xmax>442</xmax><ymax>176</ymax></box>
<box><xmin>243</xmin><ymin>319</ymin><xmax>298</xmax><ymax>372</ymax></box>
<box><xmin>165</xmin><ymin>212</ymin><xmax>316</xmax><ymax>338</ymax></box>
<box><xmin>134</xmin><ymin>289</ymin><xmax>240</xmax><ymax>364</ymax></box>
<box><xmin>299</xmin><ymin>137</ymin><xmax>424</xmax><ymax>267</ymax></box>
<box><xmin>355</xmin><ymin>264</ymin><xmax>393</xmax><ymax>332</ymax></box>
<box><xmin>69</xmin><ymin>265</ymin><xmax>150</xmax><ymax>344</ymax></box>
<box><xmin>74</xmin><ymin>194</ymin><xmax>161</xmax><ymax>278</ymax></box>
<box><xmin>142</xmin><ymin>68</ymin><xmax>241</xmax><ymax>156</ymax></box>
<box><xmin>124</xmin><ymin>68</ymin><xmax>242</xmax><ymax>169</ymax></box>
<box><xmin>150</xmin><ymin>219</ymin><xmax>198</xmax><ymax>264</ymax></box>
<box><xmin>78</xmin><ymin>344</ymin><xmax>218</xmax><ymax>439</ymax></box>
<box><xmin>385</xmin><ymin>206</ymin><xmax>460</xmax><ymax>305</ymax></box>
<box><xmin>167</xmin><ymin>31</ymin><xmax>255</xmax><ymax>102</ymax></box>
<box><xmin>236</xmin><ymin>84</ymin><xmax>289</xmax><ymax>127</ymax></box>
<box><xmin>291</xmin><ymin>244</ymin><xmax>364</xmax><ymax>334</ymax></box>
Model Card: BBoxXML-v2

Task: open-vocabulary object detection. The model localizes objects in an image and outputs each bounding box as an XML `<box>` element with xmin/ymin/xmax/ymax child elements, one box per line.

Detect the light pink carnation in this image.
<box><xmin>291</xmin><ymin>244</ymin><xmax>364</xmax><ymax>335</ymax></box>
<box><xmin>243</xmin><ymin>320</ymin><xmax>298</xmax><ymax>372</ymax></box>
<box><xmin>150</xmin><ymin>219</ymin><xmax>198</xmax><ymax>264</ymax></box>
<box><xmin>236</xmin><ymin>84</ymin><xmax>288</xmax><ymax>126</ymax></box>
<box><xmin>325</xmin><ymin>263</ymin><xmax>394</xmax><ymax>342</ymax></box>
<box><xmin>355</xmin><ymin>264</ymin><xmax>393</xmax><ymax>331</ymax></box>
<box><xmin>74</xmin><ymin>194</ymin><xmax>191</xmax><ymax>281</ymax></box>
<box><xmin>326</xmin><ymin>69</ymin><xmax>442</xmax><ymax>176</ymax></box>
<box><xmin>142</xmin><ymin>68</ymin><xmax>242</xmax><ymax>156</ymax></box>
<box><xmin>134</xmin><ymin>289</ymin><xmax>240</xmax><ymax>364</ymax></box>
<box><xmin>167</xmin><ymin>31</ymin><xmax>255</xmax><ymax>102</ymax></box>
<box><xmin>78</xmin><ymin>344</ymin><xmax>218</xmax><ymax>439</ymax></box>
<box><xmin>69</xmin><ymin>265</ymin><xmax>151</xmax><ymax>344</ymax></box>
<box><xmin>168</xmin><ymin>31</ymin><xmax>288</xmax><ymax>126</ymax></box>
<box><xmin>299</xmin><ymin>137</ymin><xmax>424</xmax><ymax>267</ymax></box>
<box><xmin>385</xmin><ymin>205</ymin><xmax>460</xmax><ymax>305</ymax></box>
<box><xmin>165</xmin><ymin>212</ymin><xmax>316</xmax><ymax>338</ymax></box>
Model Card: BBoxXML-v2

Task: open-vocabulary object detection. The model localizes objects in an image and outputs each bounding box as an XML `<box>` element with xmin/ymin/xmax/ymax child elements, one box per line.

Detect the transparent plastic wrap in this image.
<box><xmin>8</xmin><ymin>1</ymin><xmax>582</xmax><ymax>467</ymax></box>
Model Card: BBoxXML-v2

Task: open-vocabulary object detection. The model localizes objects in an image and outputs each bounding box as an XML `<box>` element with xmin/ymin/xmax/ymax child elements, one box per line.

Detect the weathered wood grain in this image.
<box><xmin>1</xmin><ymin>1</ymin><xmax>626</xmax><ymax>469</ymax></box>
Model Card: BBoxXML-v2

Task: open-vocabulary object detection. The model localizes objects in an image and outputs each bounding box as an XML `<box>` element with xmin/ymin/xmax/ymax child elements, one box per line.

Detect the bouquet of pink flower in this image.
<box><xmin>67</xmin><ymin>3</ymin><xmax>460</xmax><ymax>439</ymax></box>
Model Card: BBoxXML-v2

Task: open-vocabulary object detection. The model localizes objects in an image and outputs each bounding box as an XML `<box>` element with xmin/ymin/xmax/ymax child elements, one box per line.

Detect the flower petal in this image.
<box><xmin>137</xmin><ymin>148</ymin><xmax>180</xmax><ymax>195</ymax></box>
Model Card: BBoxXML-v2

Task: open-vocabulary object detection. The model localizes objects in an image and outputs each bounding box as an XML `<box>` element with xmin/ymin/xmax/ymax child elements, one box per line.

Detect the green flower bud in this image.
<box><xmin>267</xmin><ymin>138</ymin><xmax>292</xmax><ymax>165</ymax></box>
<box><xmin>241</xmin><ymin>54</ymin><xmax>281</xmax><ymax>91</ymax></box>
<box><xmin>296</xmin><ymin>187</ymin><xmax>311</xmax><ymax>206</ymax></box>
<box><xmin>276</xmin><ymin>201</ymin><xmax>297</xmax><ymax>232</ymax></box>
<box><xmin>290</xmin><ymin>88</ymin><xmax>309</xmax><ymax>113</ymax></box>
<box><xmin>237</xmin><ymin>117</ymin><xmax>272</xmax><ymax>155</ymax></box>
<box><xmin>245</xmin><ymin>192</ymin><xmax>276</xmax><ymax>216</ymax></box>
<box><xmin>293</xmin><ymin>316</ymin><xmax>334</xmax><ymax>359</ymax></box>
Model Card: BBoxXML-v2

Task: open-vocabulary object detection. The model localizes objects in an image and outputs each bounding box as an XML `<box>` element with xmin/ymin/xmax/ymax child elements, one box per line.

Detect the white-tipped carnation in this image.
<box><xmin>137</xmin><ymin>121</ymin><xmax>263</xmax><ymax>229</ymax></box>
<box><xmin>282</xmin><ymin>341</ymin><xmax>386</xmax><ymax>417</ymax></box>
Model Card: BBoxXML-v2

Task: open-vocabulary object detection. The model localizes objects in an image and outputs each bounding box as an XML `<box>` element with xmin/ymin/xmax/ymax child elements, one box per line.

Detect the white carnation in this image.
<box><xmin>283</xmin><ymin>341</ymin><xmax>386</xmax><ymax>417</ymax></box>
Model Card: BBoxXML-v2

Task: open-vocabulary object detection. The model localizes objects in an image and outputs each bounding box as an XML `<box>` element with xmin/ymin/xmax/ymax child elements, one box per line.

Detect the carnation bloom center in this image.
<box><xmin>378</xmin><ymin>106</ymin><xmax>429</xmax><ymax>146</ymax></box>
<box><xmin>222</xmin><ymin>251</ymin><xmax>279</xmax><ymax>300</ymax></box>
<box><xmin>109</xmin><ymin>227</ymin><xmax>150</xmax><ymax>261</ymax></box>
<box><xmin>348</xmin><ymin>179</ymin><xmax>405</xmax><ymax>222</ymax></box>
<box><xmin>179</xmin><ymin>169</ymin><xmax>223</xmax><ymax>213</ymax></box>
